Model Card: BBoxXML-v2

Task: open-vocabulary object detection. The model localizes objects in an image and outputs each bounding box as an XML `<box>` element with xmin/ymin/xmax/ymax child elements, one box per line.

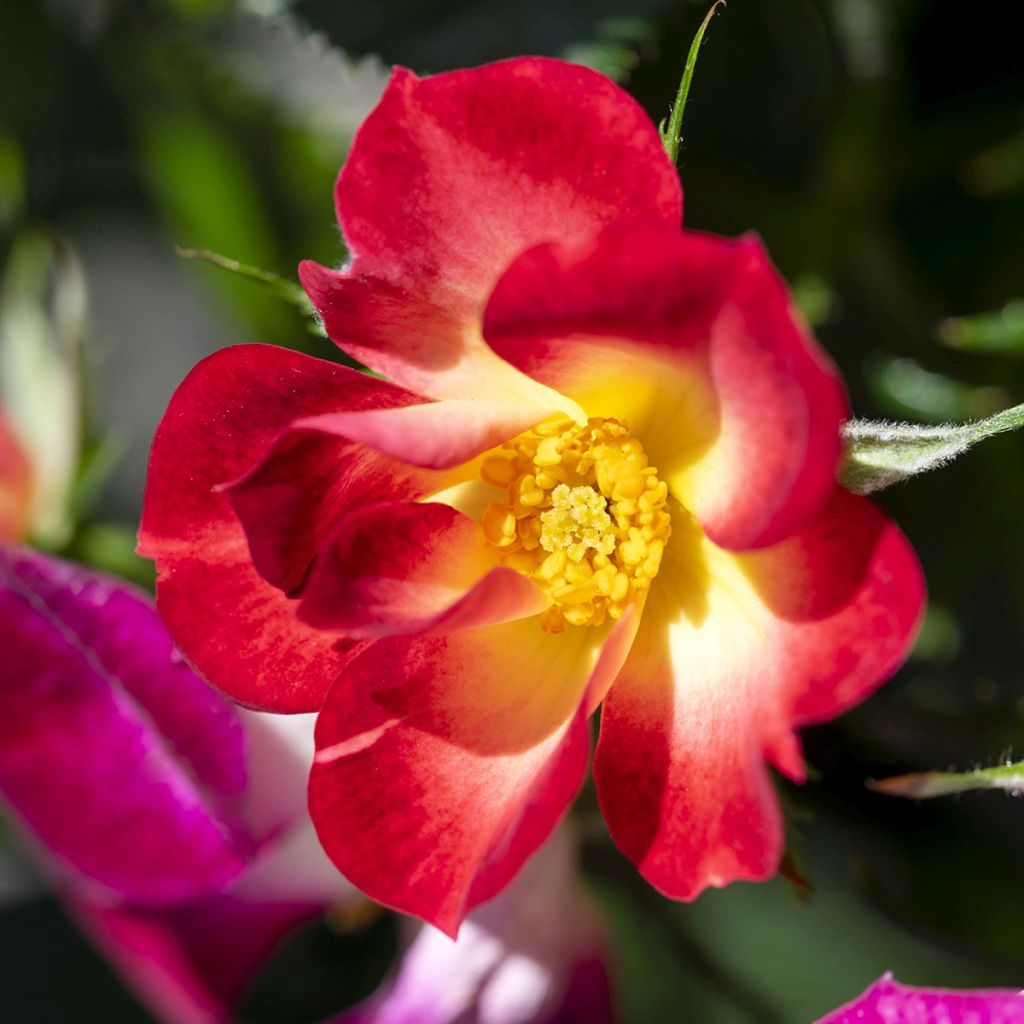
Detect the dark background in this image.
<box><xmin>2</xmin><ymin>0</ymin><xmax>1024</xmax><ymax>1020</ymax></box>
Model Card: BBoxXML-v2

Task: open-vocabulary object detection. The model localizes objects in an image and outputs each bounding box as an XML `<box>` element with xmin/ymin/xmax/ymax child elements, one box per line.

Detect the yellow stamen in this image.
<box><xmin>479</xmin><ymin>416</ymin><xmax>671</xmax><ymax>631</ymax></box>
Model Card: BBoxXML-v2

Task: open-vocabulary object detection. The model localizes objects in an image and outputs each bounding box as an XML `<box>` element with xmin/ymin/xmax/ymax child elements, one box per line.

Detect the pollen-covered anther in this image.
<box><xmin>480</xmin><ymin>416</ymin><xmax>671</xmax><ymax>631</ymax></box>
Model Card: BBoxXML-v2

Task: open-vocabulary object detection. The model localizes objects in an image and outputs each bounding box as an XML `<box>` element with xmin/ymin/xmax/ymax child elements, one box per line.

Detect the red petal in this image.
<box><xmin>282</xmin><ymin>399</ymin><xmax>556</xmax><ymax>471</ymax></box>
<box><xmin>595</xmin><ymin>490</ymin><xmax>924</xmax><ymax>899</ymax></box>
<box><xmin>301</xmin><ymin>57</ymin><xmax>682</xmax><ymax>402</ymax></box>
<box><xmin>139</xmin><ymin>344</ymin><xmax>414</xmax><ymax>712</ymax></box>
<box><xmin>485</xmin><ymin>223</ymin><xmax>849</xmax><ymax>549</ymax></box>
<box><xmin>309</xmin><ymin>614</ymin><xmax>628</xmax><ymax>935</ymax></box>
<box><xmin>298</xmin><ymin>501</ymin><xmax>549</xmax><ymax>638</ymax></box>
<box><xmin>224</xmin><ymin>397</ymin><xmax>551</xmax><ymax>595</ymax></box>
<box><xmin>222</xmin><ymin>420</ymin><xmax>432</xmax><ymax>597</ymax></box>
<box><xmin>742</xmin><ymin>490</ymin><xmax>925</xmax><ymax>733</ymax></box>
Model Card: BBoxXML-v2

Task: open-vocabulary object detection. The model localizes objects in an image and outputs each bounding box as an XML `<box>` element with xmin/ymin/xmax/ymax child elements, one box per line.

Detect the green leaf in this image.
<box><xmin>660</xmin><ymin>2</ymin><xmax>726</xmax><ymax>164</ymax></box>
<box><xmin>839</xmin><ymin>402</ymin><xmax>1024</xmax><ymax>495</ymax></box>
<box><xmin>938</xmin><ymin>300</ymin><xmax>1024</xmax><ymax>354</ymax></box>
<box><xmin>868</xmin><ymin>760</ymin><xmax>1024</xmax><ymax>799</ymax></box>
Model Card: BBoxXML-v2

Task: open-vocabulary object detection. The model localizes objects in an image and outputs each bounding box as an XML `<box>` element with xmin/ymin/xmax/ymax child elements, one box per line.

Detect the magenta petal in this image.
<box><xmin>0</xmin><ymin>547</ymin><xmax>250</xmax><ymax>904</ymax></box>
<box><xmin>69</xmin><ymin>899</ymin><xmax>225</xmax><ymax>1024</ymax></box>
<box><xmin>817</xmin><ymin>974</ymin><xmax>1024</xmax><ymax>1024</ymax></box>
<box><xmin>6</xmin><ymin>548</ymin><xmax>248</xmax><ymax>800</ymax></box>
<box><xmin>71</xmin><ymin>894</ymin><xmax>321</xmax><ymax>1024</ymax></box>
<box><xmin>543</xmin><ymin>959</ymin><xmax>614</xmax><ymax>1024</ymax></box>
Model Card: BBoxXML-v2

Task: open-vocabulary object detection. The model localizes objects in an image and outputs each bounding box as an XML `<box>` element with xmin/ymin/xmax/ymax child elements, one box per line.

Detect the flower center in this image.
<box><xmin>480</xmin><ymin>416</ymin><xmax>671</xmax><ymax>632</ymax></box>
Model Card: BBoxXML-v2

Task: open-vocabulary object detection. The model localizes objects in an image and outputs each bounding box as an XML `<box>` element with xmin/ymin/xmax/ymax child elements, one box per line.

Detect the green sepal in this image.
<box><xmin>869</xmin><ymin>759</ymin><xmax>1024</xmax><ymax>799</ymax></box>
<box><xmin>839</xmin><ymin>402</ymin><xmax>1024</xmax><ymax>495</ymax></box>
<box><xmin>660</xmin><ymin>2</ymin><xmax>726</xmax><ymax>165</ymax></box>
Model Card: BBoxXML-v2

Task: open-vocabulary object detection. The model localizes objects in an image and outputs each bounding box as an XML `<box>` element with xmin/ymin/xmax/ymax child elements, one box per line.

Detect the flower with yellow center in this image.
<box><xmin>479</xmin><ymin>415</ymin><xmax>670</xmax><ymax>631</ymax></box>
<box><xmin>142</xmin><ymin>55</ymin><xmax>925</xmax><ymax>943</ymax></box>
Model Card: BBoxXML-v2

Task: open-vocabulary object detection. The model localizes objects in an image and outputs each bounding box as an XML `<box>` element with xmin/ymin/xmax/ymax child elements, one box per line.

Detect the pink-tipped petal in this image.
<box><xmin>299</xmin><ymin>501</ymin><xmax>549</xmax><ymax>638</ymax></box>
<box><xmin>485</xmin><ymin>223</ymin><xmax>849</xmax><ymax>550</ymax></box>
<box><xmin>302</xmin><ymin>57</ymin><xmax>682</xmax><ymax>402</ymax></box>
<box><xmin>309</xmin><ymin>613</ymin><xmax>628</xmax><ymax>935</ymax></box>
<box><xmin>288</xmin><ymin>399</ymin><xmax>557</xmax><ymax>471</ymax></box>
<box><xmin>595</xmin><ymin>491</ymin><xmax>924</xmax><ymax>900</ymax></box>
<box><xmin>225</xmin><ymin>397</ymin><xmax>553</xmax><ymax>597</ymax></box>
<box><xmin>139</xmin><ymin>344</ymin><xmax>418</xmax><ymax>712</ymax></box>
<box><xmin>222</xmin><ymin>423</ymin><xmax>434</xmax><ymax>598</ymax></box>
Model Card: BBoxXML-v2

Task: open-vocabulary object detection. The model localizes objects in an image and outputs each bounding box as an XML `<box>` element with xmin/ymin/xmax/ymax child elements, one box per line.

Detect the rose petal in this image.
<box><xmin>0</xmin><ymin>547</ymin><xmax>249</xmax><ymax>904</ymax></box>
<box><xmin>595</xmin><ymin>490</ymin><xmax>924</xmax><ymax>899</ymax></box>
<box><xmin>139</xmin><ymin>344</ymin><xmax>415</xmax><ymax>711</ymax></box>
<box><xmin>222</xmin><ymin>421</ymin><xmax>434</xmax><ymax>597</ymax></box>
<box><xmin>298</xmin><ymin>501</ymin><xmax>549</xmax><ymax>638</ymax></box>
<box><xmin>285</xmin><ymin>400</ymin><xmax>558</xmax><ymax>471</ymax></box>
<box><xmin>301</xmin><ymin>57</ymin><xmax>682</xmax><ymax>402</ymax></box>
<box><xmin>225</xmin><ymin>397</ymin><xmax>554</xmax><ymax>596</ymax></box>
<box><xmin>309</xmin><ymin>612</ymin><xmax>631</xmax><ymax>935</ymax></box>
<box><xmin>484</xmin><ymin>222</ymin><xmax>849</xmax><ymax>550</ymax></box>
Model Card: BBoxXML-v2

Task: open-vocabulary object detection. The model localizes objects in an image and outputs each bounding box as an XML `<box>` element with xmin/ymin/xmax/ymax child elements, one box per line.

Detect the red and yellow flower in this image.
<box><xmin>140</xmin><ymin>58</ymin><xmax>924</xmax><ymax>935</ymax></box>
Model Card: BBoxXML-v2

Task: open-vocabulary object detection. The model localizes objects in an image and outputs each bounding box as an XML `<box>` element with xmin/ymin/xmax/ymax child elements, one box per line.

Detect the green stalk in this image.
<box><xmin>661</xmin><ymin>2</ymin><xmax>726</xmax><ymax>164</ymax></box>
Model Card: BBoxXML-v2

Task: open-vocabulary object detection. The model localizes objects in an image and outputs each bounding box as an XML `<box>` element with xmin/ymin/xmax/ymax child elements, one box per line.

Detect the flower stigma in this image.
<box><xmin>480</xmin><ymin>416</ymin><xmax>671</xmax><ymax>632</ymax></box>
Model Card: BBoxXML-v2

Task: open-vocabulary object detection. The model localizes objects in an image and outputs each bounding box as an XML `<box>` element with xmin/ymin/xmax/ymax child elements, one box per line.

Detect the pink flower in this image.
<box><xmin>0</xmin><ymin>546</ymin><xmax>612</xmax><ymax>1024</ymax></box>
<box><xmin>0</xmin><ymin>546</ymin><xmax>346</xmax><ymax>1021</ymax></box>
<box><xmin>140</xmin><ymin>57</ymin><xmax>925</xmax><ymax>935</ymax></box>
<box><xmin>818</xmin><ymin>974</ymin><xmax>1024</xmax><ymax>1023</ymax></box>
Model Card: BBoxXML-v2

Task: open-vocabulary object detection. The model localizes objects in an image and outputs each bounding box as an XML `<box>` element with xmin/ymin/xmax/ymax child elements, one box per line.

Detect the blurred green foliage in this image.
<box><xmin>3</xmin><ymin>0</ymin><xmax>1024</xmax><ymax>1021</ymax></box>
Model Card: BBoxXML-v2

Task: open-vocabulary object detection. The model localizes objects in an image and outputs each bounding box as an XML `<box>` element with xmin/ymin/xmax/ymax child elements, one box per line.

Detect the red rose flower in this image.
<box><xmin>140</xmin><ymin>57</ymin><xmax>924</xmax><ymax>935</ymax></box>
